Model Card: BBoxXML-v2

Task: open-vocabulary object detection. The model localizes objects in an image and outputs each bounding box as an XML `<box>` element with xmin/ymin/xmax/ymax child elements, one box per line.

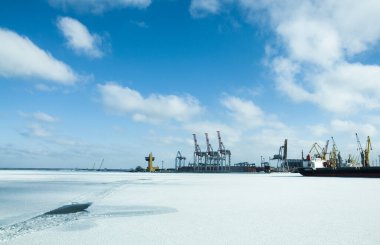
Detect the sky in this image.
<box><xmin>1</xmin><ymin>0</ymin><xmax>380</xmax><ymax>169</ymax></box>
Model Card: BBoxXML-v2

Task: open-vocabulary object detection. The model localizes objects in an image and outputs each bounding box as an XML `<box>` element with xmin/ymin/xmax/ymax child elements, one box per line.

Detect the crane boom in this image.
<box><xmin>355</xmin><ymin>133</ymin><xmax>363</xmax><ymax>152</ymax></box>
<box><xmin>217</xmin><ymin>131</ymin><xmax>223</xmax><ymax>152</ymax></box>
<box><xmin>322</xmin><ymin>140</ymin><xmax>329</xmax><ymax>160</ymax></box>
<box><xmin>205</xmin><ymin>133</ymin><xmax>213</xmax><ymax>153</ymax></box>
<box><xmin>193</xmin><ymin>134</ymin><xmax>201</xmax><ymax>154</ymax></box>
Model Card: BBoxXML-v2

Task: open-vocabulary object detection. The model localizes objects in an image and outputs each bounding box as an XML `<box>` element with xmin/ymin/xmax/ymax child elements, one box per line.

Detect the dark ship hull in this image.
<box><xmin>299</xmin><ymin>167</ymin><xmax>380</xmax><ymax>178</ymax></box>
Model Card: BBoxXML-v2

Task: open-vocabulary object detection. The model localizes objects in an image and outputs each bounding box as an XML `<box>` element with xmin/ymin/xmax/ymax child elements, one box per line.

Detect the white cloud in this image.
<box><xmin>49</xmin><ymin>0</ymin><xmax>151</xmax><ymax>14</ymax></box>
<box><xmin>27</xmin><ymin>123</ymin><xmax>51</xmax><ymax>138</ymax></box>
<box><xmin>261</xmin><ymin>0</ymin><xmax>380</xmax><ymax>114</ymax></box>
<box><xmin>190</xmin><ymin>0</ymin><xmax>221</xmax><ymax>18</ymax></box>
<box><xmin>273</xmin><ymin>60</ymin><xmax>380</xmax><ymax>113</ymax></box>
<box><xmin>308</xmin><ymin>124</ymin><xmax>328</xmax><ymax>137</ymax></box>
<box><xmin>0</xmin><ymin>28</ymin><xmax>77</xmax><ymax>84</ymax></box>
<box><xmin>33</xmin><ymin>112</ymin><xmax>58</xmax><ymax>123</ymax></box>
<box><xmin>276</xmin><ymin>16</ymin><xmax>342</xmax><ymax>68</ymax></box>
<box><xmin>221</xmin><ymin>95</ymin><xmax>287</xmax><ymax>130</ymax></box>
<box><xmin>18</xmin><ymin>111</ymin><xmax>58</xmax><ymax>123</ymax></box>
<box><xmin>331</xmin><ymin>119</ymin><xmax>377</xmax><ymax>137</ymax></box>
<box><xmin>130</xmin><ymin>20</ymin><xmax>149</xmax><ymax>28</ymax></box>
<box><xmin>221</xmin><ymin>96</ymin><xmax>264</xmax><ymax>128</ymax></box>
<box><xmin>98</xmin><ymin>82</ymin><xmax>203</xmax><ymax>123</ymax></box>
<box><xmin>34</xmin><ymin>83</ymin><xmax>57</xmax><ymax>92</ymax></box>
<box><xmin>57</xmin><ymin>17</ymin><xmax>103</xmax><ymax>58</ymax></box>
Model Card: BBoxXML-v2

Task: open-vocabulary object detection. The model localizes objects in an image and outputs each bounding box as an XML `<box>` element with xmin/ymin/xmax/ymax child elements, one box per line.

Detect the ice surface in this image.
<box><xmin>1</xmin><ymin>170</ymin><xmax>380</xmax><ymax>244</ymax></box>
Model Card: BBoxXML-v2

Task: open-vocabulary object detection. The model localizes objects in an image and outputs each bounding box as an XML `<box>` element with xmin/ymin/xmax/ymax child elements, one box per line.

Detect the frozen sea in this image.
<box><xmin>1</xmin><ymin>170</ymin><xmax>380</xmax><ymax>244</ymax></box>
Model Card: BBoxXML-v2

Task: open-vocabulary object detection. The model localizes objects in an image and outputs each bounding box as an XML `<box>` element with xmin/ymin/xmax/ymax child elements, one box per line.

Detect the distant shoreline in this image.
<box><xmin>0</xmin><ymin>168</ymin><xmax>134</xmax><ymax>172</ymax></box>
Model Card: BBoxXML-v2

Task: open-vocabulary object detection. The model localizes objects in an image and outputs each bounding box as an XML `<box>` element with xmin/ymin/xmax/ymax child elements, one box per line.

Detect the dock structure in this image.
<box><xmin>186</xmin><ymin>131</ymin><xmax>231</xmax><ymax>172</ymax></box>
<box><xmin>272</xmin><ymin>139</ymin><xmax>289</xmax><ymax>171</ymax></box>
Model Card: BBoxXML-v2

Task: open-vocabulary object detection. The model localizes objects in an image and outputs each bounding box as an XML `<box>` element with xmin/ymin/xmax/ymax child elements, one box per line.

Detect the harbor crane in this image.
<box><xmin>308</xmin><ymin>142</ymin><xmax>325</xmax><ymax>160</ymax></box>
<box><xmin>193</xmin><ymin>134</ymin><xmax>207</xmax><ymax>168</ymax></box>
<box><xmin>356</xmin><ymin>133</ymin><xmax>365</xmax><ymax>166</ymax></box>
<box><xmin>217</xmin><ymin>131</ymin><xmax>231</xmax><ymax>170</ymax></box>
<box><xmin>355</xmin><ymin>133</ymin><xmax>371</xmax><ymax>167</ymax></box>
<box><xmin>191</xmin><ymin>131</ymin><xmax>232</xmax><ymax>172</ymax></box>
<box><xmin>330</xmin><ymin>137</ymin><xmax>342</xmax><ymax>168</ymax></box>
<box><xmin>97</xmin><ymin>158</ymin><xmax>104</xmax><ymax>171</ymax></box>
<box><xmin>205</xmin><ymin>133</ymin><xmax>220</xmax><ymax>170</ymax></box>
<box><xmin>175</xmin><ymin>151</ymin><xmax>186</xmax><ymax>170</ymax></box>
<box><xmin>272</xmin><ymin>139</ymin><xmax>288</xmax><ymax>171</ymax></box>
<box><xmin>322</xmin><ymin>140</ymin><xmax>329</xmax><ymax>161</ymax></box>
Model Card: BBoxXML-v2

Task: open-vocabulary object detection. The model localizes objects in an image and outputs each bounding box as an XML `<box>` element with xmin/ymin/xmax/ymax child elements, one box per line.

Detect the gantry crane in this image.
<box><xmin>205</xmin><ymin>133</ymin><xmax>220</xmax><ymax>169</ymax></box>
<box><xmin>175</xmin><ymin>151</ymin><xmax>186</xmax><ymax>170</ymax></box>
<box><xmin>193</xmin><ymin>134</ymin><xmax>207</xmax><ymax>168</ymax></box>
<box><xmin>217</xmin><ymin>131</ymin><xmax>231</xmax><ymax>170</ymax></box>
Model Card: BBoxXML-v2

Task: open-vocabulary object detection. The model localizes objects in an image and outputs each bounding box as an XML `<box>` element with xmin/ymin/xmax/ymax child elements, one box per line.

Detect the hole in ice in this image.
<box><xmin>44</xmin><ymin>202</ymin><xmax>92</xmax><ymax>215</ymax></box>
<box><xmin>0</xmin><ymin>212</ymin><xmax>87</xmax><ymax>242</ymax></box>
<box><xmin>90</xmin><ymin>205</ymin><xmax>177</xmax><ymax>218</ymax></box>
<box><xmin>0</xmin><ymin>205</ymin><xmax>176</xmax><ymax>242</ymax></box>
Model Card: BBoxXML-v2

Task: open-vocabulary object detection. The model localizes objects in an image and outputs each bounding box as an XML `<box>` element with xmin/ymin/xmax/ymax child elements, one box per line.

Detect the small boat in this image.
<box><xmin>44</xmin><ymin>202</ymin><xmax>92</xmax><ymax>215</ymax></box>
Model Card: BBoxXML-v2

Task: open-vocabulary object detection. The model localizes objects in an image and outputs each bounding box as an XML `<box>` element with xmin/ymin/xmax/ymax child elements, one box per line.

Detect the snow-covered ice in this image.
<box><xmin>1</xmin><ymin>170</ymin><xmax>380</xmax><ymax>244</ymax></box>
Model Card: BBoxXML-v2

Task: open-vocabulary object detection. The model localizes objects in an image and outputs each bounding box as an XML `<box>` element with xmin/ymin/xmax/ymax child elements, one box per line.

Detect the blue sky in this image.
<box><xmin>2</xmin><ymin>0</ymin><xmax>380</xmax><ymax>169</ymax></box>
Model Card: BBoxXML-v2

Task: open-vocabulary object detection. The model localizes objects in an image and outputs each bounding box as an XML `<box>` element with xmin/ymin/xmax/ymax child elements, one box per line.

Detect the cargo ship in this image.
<box><xmin>299</xmin><ymin>157</ymin><xmax>380</xmax><ymax>178</ymax></box>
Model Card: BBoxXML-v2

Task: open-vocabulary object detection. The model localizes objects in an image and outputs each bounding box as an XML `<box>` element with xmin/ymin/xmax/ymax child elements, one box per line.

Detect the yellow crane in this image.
<box><xmin>308</xmin><ymin>142</ymin><xmax>324</xmax><ymax>159</ymax></box>
<box><xmin>330</xmin><ymin>137</ymin><xmax>343</xmax><ymax>168</ymax></box>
